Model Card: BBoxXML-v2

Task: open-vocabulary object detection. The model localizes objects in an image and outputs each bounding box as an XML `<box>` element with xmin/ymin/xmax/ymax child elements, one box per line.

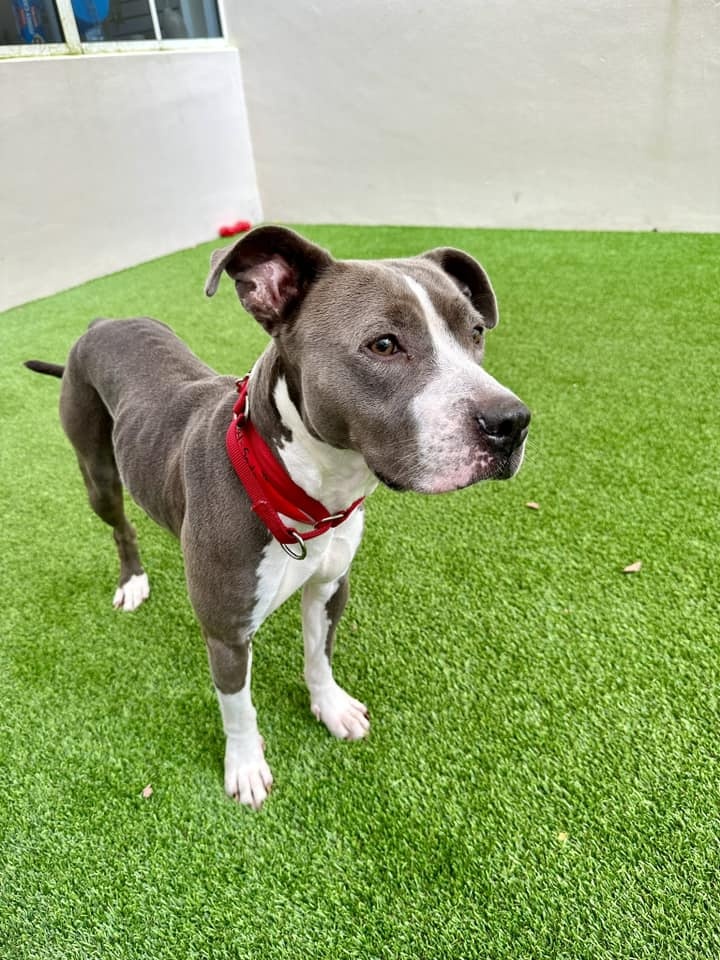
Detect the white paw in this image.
<box><xmin>311</xmin><ymin>684</ymin><xmax>370</xmax><ymax>740</ymax></box>
<box><xmin>224</xmin><ymin>734</ymin><xmax>273</xmax><ymax>810</ymax></box>
<box><xmin>113</xmin><ymin>573</ymin><xmax>150</xmax><ymax>612</ymax></box>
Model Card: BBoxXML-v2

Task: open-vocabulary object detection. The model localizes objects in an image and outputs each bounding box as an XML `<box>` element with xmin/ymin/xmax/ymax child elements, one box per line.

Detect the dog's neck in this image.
<box><xmin>247</xmin><ymin>346</ymin><xmax>379</xmax><ymax>515</ymax></box>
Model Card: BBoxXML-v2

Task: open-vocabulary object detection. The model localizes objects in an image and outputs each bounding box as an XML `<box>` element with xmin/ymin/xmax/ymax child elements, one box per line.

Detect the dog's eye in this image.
<box><xmin>472</xmin><ymin>326</ymin><xmax>484</xmax><ymax>345</ymax></box>
<box><xmin>369</xmin><ymin>335</ymin><xmax>399</xmax><ymax>356</ymax></box>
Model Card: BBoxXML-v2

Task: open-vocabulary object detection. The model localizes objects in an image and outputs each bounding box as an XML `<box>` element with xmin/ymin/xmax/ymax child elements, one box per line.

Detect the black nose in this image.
<box><xmin>477</xmin><ymin>401</ymin><xmax>531</xmax><ymax>452</ymax></box>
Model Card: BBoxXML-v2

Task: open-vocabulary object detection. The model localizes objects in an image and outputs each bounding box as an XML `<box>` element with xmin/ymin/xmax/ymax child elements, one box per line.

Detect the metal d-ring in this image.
<box><xmin>280</xmin><ymin>531</ymin><xmax>308</xmax><ymax>560</ymax></box>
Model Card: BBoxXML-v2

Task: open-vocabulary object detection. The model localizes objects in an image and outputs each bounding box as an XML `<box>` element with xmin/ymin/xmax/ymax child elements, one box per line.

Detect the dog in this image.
<box><xmin>25</xmin><ymin>226</ymin><xmax>530</xmax><ymax>810</ymax></box>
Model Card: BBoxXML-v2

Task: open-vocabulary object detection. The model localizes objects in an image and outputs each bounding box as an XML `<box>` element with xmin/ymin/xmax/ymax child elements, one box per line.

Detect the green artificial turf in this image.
<box><xmin>1</xmin><ymin>225</ymin><xmax>719</xmax><ymax>959</ymax></box>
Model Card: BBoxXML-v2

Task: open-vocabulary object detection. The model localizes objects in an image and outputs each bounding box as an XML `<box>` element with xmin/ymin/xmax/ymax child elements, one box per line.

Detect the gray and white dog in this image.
<box><xmin>26</xmin><ymin>226</ymin><xmax>529</xmax><ymax>810</ymax></box>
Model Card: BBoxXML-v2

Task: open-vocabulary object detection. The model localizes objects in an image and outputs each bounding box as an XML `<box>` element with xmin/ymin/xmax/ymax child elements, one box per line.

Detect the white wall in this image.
<box><xmin>0</xmin><ymin>49</ymin><xmax>261</xmax><ymax>311</ymax></box>
<box><xmin>228</xmin><ymin>0</ymin><xmax>719</xmax><ymax>232</ymax></box>
<box><xmin>1</xmin><ymin>3</ymin><xmax>716</xmax><ymax>311</ymax></box>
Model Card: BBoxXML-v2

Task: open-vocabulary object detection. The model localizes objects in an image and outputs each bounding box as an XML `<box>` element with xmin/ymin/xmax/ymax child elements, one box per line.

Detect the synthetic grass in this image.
<box><xmin>1</xmin><ymin>225</ymin><xmax>719</xmax><ymax>959</ymax></box>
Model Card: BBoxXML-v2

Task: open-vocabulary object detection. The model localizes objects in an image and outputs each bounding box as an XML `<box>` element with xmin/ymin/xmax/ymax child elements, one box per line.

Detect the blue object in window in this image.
<box><xmin>12</xmin><ymin>0</ymin><xmax>46</xmax><ymax>43</ymax></box>
<box><xmin>72</xmin><ymin>0</ymin><xmax>110</xmax><ymax>41</ymax></box>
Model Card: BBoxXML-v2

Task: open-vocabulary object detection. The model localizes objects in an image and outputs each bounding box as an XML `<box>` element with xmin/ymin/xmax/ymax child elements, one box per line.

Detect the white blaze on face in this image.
<box><xmin>403</xmin><ymin>274</ymin><xmax>517</xmax><ymax>493</ymax></box>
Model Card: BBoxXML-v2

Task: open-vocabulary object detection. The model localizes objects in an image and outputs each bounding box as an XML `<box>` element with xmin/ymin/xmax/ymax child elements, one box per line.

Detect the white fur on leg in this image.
<box><xmin>223</xmin><ymin>731</ymin><xmax>272</xmax><ymax>810</ymax></box>
<box><xmin>113</xmin><ymin>573</ymin><xmax>150</xmax><ymax>612</ymax></box>
<box><xmin>216</xmin><ymin>650</ymin><xmax>273</xmax><ymax>810</ymax></box>
<box><xmin>311</xmin><ymin>683</ymin><xmax>370</xmax><ymax>740</ymax></box>
<box><xmin>302</xmin><ymin>579</ymin><xmax>370</xmax><ymax>741</ymax></box>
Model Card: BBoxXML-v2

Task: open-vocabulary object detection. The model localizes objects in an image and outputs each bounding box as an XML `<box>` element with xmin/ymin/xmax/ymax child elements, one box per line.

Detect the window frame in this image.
<box><xmin>1</xmin><ymin>0</ymin><xmax>228</xmax><ymax>58</ymax></box>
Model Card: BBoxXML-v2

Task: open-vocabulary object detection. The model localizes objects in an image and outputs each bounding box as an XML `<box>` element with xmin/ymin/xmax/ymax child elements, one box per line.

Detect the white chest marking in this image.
<box><xmin>249</xmin><ymin>377</ymin><xmax>373</xmax><ymax>632</ymax></box>
<box><xmin>272</xmin><ymin>376</ymin><xmax>378</xmax><ymax>513</ymax></box>
<box><xmin>250</xmin><ymin>509</ymin><xmax>364</xmax><ymax>632</ymax></box>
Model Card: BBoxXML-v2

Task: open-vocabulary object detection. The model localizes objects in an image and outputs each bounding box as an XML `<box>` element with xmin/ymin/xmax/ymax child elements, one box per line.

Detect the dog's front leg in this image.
<box><xmin>204</xmin><ymin>633</ymin><xmax>273</xmax><ymax>810</ymax></box>
<box><xmin>302</xmin><ymin>576</ymin><xmax>370</xmax><ymax>740</ymax></box>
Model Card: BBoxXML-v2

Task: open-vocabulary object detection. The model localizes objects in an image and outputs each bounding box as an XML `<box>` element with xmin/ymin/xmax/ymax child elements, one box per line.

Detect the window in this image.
<box><xmin>1</xmin><ymin>0</ymin><xmax>63</xmax><ymax>43</ymax></box>
<box><xmin>1</xmin><ymin>0</ymin><xmax>224</xmax><ymax>52</ymax></box>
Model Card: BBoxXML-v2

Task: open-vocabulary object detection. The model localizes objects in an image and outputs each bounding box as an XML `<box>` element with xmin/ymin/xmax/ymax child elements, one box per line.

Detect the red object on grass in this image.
<box><xmin>218</xmin><ymin>220</ymin><xmax>253</xmax><ymax>238</ymax></box>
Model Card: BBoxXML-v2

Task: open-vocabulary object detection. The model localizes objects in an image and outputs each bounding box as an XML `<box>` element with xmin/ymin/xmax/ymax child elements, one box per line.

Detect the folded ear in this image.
<box><xmin>420</xmin><ymin>248</ymin><xmax>498</xmax><ymax>329</ymax></box>
<box><xmin>205</xmin><ymin>226</ymin><xmax>333</xmax><ymax>335</ymax></box>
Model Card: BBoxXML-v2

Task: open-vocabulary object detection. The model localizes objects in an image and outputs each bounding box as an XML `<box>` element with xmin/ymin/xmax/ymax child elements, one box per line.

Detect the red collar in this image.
<box><xmin>225</xmin><ymin>376</ymin><xmax>365</xmax><ymax>559</ymax></box>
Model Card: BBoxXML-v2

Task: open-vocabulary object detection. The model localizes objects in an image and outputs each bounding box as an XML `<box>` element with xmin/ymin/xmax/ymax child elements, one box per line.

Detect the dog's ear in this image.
<box><xmin>420</xmin><ymin>248</ymin><xmax>499</xmax><ymax>329</ymax></box>
<box><xmin>205</xmin><ymin>226</ymin><xmax>333</xmax><ymax>335</ymax></box>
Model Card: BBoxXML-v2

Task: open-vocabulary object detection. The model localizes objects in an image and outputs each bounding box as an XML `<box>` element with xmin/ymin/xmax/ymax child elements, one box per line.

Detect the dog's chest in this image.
<box><xmin>250</xmin><ymin>509</ymin><xmax>364</xmax><ymax>631</ymax></box>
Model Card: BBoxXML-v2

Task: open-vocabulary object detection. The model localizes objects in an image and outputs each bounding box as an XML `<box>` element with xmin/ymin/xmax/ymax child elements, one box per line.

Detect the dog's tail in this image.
<box><xmin>24</xmin><ymin>360</ymin><xmax>65</xmax><ymax>378</ymax></box>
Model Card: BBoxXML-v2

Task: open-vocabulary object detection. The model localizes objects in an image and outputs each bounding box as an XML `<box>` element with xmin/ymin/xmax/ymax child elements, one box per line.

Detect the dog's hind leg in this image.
<box><xmin>59</xmin><ymin>371</ymin><xmax>149</xmax><ymax>612</ymax></box>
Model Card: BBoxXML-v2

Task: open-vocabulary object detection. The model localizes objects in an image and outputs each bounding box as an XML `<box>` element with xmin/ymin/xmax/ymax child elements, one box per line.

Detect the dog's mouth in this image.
<box><xmin>373</xmin><ymin>439</ymin><xmax>526</xmax><ymax>494</ymax></box>
<box><xmin>373</xmin><ymin>469</ymin><xmax>409</xmax><ymax>492</ymax></box>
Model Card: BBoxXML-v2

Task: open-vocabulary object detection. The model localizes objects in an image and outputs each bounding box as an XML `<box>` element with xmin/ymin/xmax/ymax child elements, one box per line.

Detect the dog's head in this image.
<box><xmin>206</xmin><ymin>226</ymin><xmax>529</xmax><ymax>493</ymax></box>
